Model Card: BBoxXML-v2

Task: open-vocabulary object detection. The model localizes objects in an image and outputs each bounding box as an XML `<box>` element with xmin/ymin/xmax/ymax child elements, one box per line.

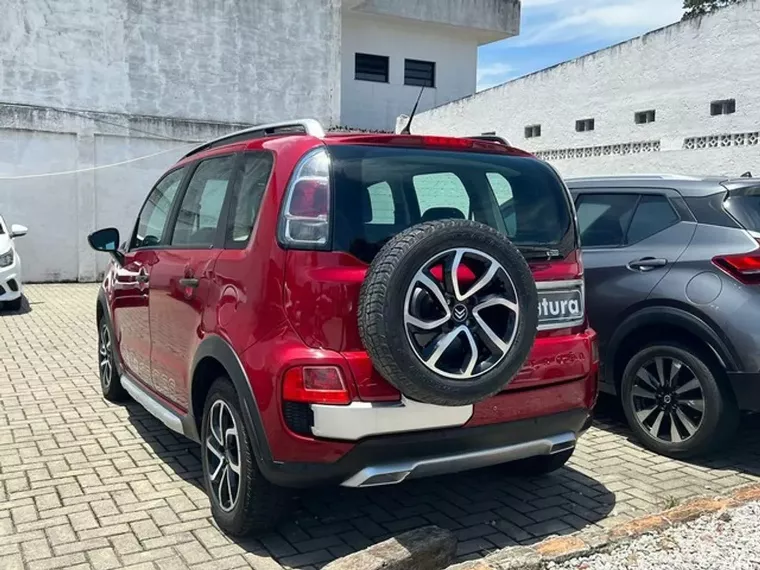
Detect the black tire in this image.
<box><xmin>359</xmin><ymin>219</ymin><xmax>538</xmax><ymax>406</ymax></box>
<box><xmin>620</xmin><ymin>343</ymin><xmax>739</xmax><ymax>458</ymax></box>
<box><xmin>509</xmin><ymin>449</ymin><xmax>574</xmax><ymax>476</ymax></box>
<box><xmin>201</xmin><ymin>378</ymin><xmax>292</xmax><ymax>536</ymax></box>
<box><xmin>98</xmin><ymin>318</ymin><xmax>129</xmax><ymax>402</ymax></box>
<box><xmin>4</xmin><ymin>297</ymin><xmax>22</xmax><ymax>311</ymax></box>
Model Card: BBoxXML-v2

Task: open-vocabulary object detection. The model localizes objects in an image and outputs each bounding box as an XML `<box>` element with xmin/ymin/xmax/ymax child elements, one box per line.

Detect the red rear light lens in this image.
<box><xmin>289</xmin><ymin>178</ymin><xmax>328</xmax><ymax>217</ymax></box>
<box><xmin>283</xmin><ymin>366</ymin><xmax>350</xmax><ymax>405</ymax></box>
<box><xmin>713</xmin><ymin>241</ymin><xmax>760</xmax><ymax>284</ymax></box>
<box><xmin>280</xmin><ymin>148</ymin><xmax>331</xmax><ymax>247</ymax></box>
<box><xmin>421</xmin><ymin>135</ymin><xmax>473</xmax><ymax>149</ymax></box>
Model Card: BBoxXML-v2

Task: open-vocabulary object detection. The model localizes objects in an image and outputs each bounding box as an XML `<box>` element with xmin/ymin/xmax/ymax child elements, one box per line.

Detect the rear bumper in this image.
<box><xmin>264</xmin><ymin>408</ymin><xmax>591</xmax><ymax>488</ymax></box>
<box><xmin>727</xmin><ymin>371</ymin><xmax>760</xmax><ymax>412</ymax></box>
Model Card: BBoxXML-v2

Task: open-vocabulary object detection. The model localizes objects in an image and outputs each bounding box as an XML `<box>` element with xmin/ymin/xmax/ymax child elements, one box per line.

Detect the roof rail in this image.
<box><xmin>469</xmin><ymin>134</ymin><xmax>512</xmax><ymax>146</ymax></box>
<box><xmin>565</xmin><ymin>173</ymin><xmax>702</xmax><ymax>181</ymax></box>
<box><xmin>183</xmin><ymin>119</ymin><xmax>325</xmax><ymax>159</ymax></box>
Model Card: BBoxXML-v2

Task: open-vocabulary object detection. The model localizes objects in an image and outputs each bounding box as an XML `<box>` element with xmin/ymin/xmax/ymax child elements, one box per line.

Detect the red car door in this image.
<box><xmin>112</xmin><ymin>167</ymin><xmax>187</xmax><ymax>389</ymax></box>
<box><xmin>148</xmin><ymin>154</ymin><xmax>237</xmax><ymax>411</ymax></box>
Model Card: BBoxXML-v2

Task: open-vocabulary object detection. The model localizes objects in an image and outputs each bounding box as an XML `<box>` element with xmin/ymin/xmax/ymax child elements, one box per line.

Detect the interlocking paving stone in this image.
<box><xmin>1</xmin><ymin>284</ymin><xmax>760</xmax><ymax>568</ymax></box>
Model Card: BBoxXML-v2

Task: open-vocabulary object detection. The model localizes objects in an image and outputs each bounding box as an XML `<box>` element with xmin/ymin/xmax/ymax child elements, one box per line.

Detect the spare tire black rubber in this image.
<box><xmin>358</xmin><ymin>219</ymin><xmax>538</xmax><ymax>407</ymax></box>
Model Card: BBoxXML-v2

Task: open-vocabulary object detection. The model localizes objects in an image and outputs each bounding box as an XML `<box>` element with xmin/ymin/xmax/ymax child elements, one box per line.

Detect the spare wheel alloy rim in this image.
<box><xmin>403</xmin><ymin>247</ymin><xmax>520</xmax><ymax>380</ymax></box>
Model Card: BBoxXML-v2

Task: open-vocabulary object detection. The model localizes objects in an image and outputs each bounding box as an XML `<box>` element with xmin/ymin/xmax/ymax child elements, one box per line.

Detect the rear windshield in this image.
<box><xmin>725</xmin><ymin>187</ymin><xmax>760</xmax><ymax>232</ymax></box>
<box><xmin>328</xmin><ymin>145</ymin><xmax>575</xmax><ymax>263</ymax></box>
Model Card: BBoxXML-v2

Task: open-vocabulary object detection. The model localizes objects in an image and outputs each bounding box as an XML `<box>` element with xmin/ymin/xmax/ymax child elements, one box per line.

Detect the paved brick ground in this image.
<box><xmin>1</xmin><ymin>284</ymin><xmax>759</xmax><ymax>570</ymax></box>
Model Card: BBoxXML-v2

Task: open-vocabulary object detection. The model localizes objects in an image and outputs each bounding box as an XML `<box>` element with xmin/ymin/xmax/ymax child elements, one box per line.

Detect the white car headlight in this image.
<box><xmin>0</xmin><ymin>249</ymin><xmax>14</xmax><ymax>268</ymax></box>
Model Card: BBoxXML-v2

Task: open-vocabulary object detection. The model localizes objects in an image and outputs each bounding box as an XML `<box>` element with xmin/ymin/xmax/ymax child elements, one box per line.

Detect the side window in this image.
<box><xmin>367</xmin><ymin>182</ymin><xmax>395</xmax><ymax>224</ymax></box>
<box><xmin>412</xmin><ymin>173</ymin><xmax>470</xmax><ymax>220</ymax></box>
<box><xmin>486</xmin><ymin>172</ymin><xmax>515</xmax><ymax>235</ymax></box>
<box><xmin>575</xmin><ymin>193</ymin><xmax>638</xmax><ymax>248</ymax></box>
<box><xmin>171</xmin><ymin>156</ymin><xmax>235</xmax><ymax>247</ymax></box>
<box><xmin>131</xmin><ymin>167</ymin><xmax>186</xmax><ymax>249</ymax></box>
<box><xmin>627</xmin><ymin>195</ymin><xmax>679</xmax><ymax>243</ymax></box>
<box><xmin>226</xmin><ymin>152</ymin><xmax>274</xmax><ymax>247</ymax></box>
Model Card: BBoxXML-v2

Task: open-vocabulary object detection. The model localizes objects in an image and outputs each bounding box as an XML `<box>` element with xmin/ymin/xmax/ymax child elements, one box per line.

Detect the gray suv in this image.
<box><xmin>566</xmin><ymin>174</ymin><xmax>760</xmax><ymax>458</ymax></box>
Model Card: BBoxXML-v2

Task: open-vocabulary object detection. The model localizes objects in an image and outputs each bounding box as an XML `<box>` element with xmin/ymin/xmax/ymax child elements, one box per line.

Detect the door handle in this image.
<box><xmin>627</xmin><ymin>257</ymin><xmax>668</xmax><ymax>271</ymax></box>
<box><xmin>179</xmin><ymin>277</ymin><xmax>199</xmax><ymax>288</ymax></box>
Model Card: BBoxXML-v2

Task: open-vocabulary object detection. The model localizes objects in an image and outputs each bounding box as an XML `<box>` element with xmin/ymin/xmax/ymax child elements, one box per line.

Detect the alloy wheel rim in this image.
<box><xmin>99</xmin><ymin>324</ymin><xmax>113</xmax><ymax>389</ymax></box>
<box><xmin>205</xmin><ymin>400</ymin><xmax>241</xmax><ymax>513</ymax></box>
<box><xmin>630</xmin><ymin>356</ymin><xmax>705</xmax><ymax>443</ymax></box>
<box><xmin>403</xmin><ymin>247</ymin><xmax>520</xmax><ymax>380</ymax></box>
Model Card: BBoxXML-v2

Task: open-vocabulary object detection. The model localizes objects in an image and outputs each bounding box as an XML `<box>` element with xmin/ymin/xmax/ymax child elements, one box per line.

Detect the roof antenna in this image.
<box><xmin>399</xmin><ymin>86</ymin><xmax>425</xmax><ymax>135</ymax></box>
<box><xmin>741</xmin><ymin>171</ymin><xmax>753</xmax><ymax>178</ymax></box>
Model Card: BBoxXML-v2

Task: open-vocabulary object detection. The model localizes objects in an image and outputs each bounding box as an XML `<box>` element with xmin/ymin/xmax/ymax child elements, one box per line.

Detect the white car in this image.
<box><xmin>0</xmin><ymin>215</ymin><xmax>27</xmax><ymax>311</ymax></box>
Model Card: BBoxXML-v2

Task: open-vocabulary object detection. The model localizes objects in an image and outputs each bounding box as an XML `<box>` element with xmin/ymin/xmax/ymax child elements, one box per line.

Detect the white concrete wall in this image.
<box><xmin>1</xmin><ymin>0</ymin><xmax>342</xmax><ymax>126</ymax></box>
<box><xmin>415</xmin><ymin>0</ymin><xmax>760</xmax><ymax>178</ymax></box>
<box><xmin>0</xmin><ymin>104</ymin><xmax>248</xmax><ymax>282</ymax></box>
<box><xmin>341</xmin><ymin>13</ymin><xmax>478</xmax><ymax>131</ymax></box>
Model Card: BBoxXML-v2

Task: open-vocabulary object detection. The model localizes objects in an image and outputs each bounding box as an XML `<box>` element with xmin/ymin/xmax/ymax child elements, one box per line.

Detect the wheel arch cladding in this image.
<box><xmin>190</xmin><ymin>335</ymin><xmax>273</xmax><ymax>464</ymax></box>
<box><xmin>610</xmin><ymin>306</ymin><xmax>738</xmax><ymax>392</ymax></box>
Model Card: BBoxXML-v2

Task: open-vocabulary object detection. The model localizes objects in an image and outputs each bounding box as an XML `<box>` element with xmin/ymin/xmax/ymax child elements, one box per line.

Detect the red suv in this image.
<box><xmin>88</xmin><ymin>119</ymin><xmax>598</xmax><ymax>536</ymax></box>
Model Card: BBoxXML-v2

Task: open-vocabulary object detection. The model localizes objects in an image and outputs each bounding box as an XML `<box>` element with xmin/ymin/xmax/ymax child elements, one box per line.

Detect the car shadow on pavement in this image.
<box><xmin>126</xmin><ymin>402</ymin><xmax>614</xmax><ymax>566</ymax></box>
<box><xmin>0</xmin><ymin>295</ymin><xmax>32</xmax><ymax>315</ymax></box>
<box><xmin>125</xmin><ymin>401</ymin><xmax>205</xmax><ymax>490</ymax></box>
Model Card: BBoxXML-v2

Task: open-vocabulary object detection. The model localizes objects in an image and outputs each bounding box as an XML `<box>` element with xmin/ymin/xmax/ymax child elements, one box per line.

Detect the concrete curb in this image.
<box><xmin>323</xmin><ymin>525</ymin><xmax>457</xmax><ymax>570</ymax></box>
<box><xmin>446</xmin><ymin>482</ymin><xmax>760</xmax><ymax>570</ymax></box>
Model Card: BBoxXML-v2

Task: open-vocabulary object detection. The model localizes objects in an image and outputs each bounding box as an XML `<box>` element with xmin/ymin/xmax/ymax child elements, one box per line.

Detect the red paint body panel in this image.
<box><xmin>149</xmin><ymin>249</ymin><xmax>220</xmax><ymax>411</ymax></box>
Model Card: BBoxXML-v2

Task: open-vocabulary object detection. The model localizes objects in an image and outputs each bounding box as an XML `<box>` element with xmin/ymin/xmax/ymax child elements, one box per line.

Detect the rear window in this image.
<box><xmin>329</xmin><ymin>145</ymin><xmax>574</xmax><ymax>263</ymax></box>
<box><xmin>725</xmin><ymin>187</ymin><xmax>760</xmax><ymax>232</ymax></box>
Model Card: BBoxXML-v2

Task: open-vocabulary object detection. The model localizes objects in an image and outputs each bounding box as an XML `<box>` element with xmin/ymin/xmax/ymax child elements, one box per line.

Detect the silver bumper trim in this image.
<box><xmin>310</xmin><ymin>397</ymin><xmax>473</xmax><ymax>441</ymax></box>
<box><xmin>341</xmin><ymin>431</ymin><xmax>576</xmax><ymax>488</ymax></box>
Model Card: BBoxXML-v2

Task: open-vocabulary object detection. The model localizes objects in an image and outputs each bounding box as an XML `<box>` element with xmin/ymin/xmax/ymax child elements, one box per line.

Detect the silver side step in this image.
<box><xmin>341</xmin><ymin>432</ymin><xmax>576</xmax><ymax>488</ymax></box>
<box><xmin>120</xmin><ymin>375</ymin><xmax>185</xmax><ymax>435</ymax></box>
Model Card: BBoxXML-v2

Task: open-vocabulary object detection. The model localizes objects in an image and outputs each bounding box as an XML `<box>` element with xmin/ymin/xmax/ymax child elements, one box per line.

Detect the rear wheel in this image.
<box><xmin>201</xmin><ymin>379</ymin><xmax>292</xmax><ymax>536</ymax></box>
<box><xmin>620</xmin><ymin>343</ymin><xmax>738</xmax><ymax>458</ymax></box>
<box><xmin>98</xmin><ymin>319</ymin><xmax>129</xmax><ymax>402</ymax></box>
<box><xmin>4</xmin><ymin>297</ymin><xmax>22</xmax><ymax>311</ymax></box>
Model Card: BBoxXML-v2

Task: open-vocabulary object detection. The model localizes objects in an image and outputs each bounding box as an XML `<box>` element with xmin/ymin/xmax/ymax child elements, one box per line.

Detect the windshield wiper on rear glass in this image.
<box><xmin>518</xmin><ymin>245</ymin><xmax>563</xmax><ymax>260</ymax></box>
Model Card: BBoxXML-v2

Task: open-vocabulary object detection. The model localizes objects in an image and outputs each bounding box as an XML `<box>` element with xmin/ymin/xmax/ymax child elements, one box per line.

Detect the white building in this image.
<box><xmin>415</xmin><ymin>0</ymin><xmax>760</xmax><ymax>180</ymax></box>
<box><xmin>0</xmin><ymin>0</ymin><xmax>518</xmax><ymax>282</ymax></box>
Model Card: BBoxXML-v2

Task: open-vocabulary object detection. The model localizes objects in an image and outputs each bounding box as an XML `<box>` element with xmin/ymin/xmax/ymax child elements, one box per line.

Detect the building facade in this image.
<box><xmin>415</xmin><ymin>0</ymin><xmax>760</xmax><ymax>180</ymax></box>
<box><xmin>0</xmin><ymin>0</ymin><xmax>518</xmax><ymax>281</ymax></box>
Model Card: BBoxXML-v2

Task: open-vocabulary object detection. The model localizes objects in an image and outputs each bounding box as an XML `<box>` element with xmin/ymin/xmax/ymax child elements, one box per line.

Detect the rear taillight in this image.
<box><xmin>713</xmin><ymin>240</ymin><xmax>760</xmax><ymax>284</ymax></box>
<box><xmin>279</xmin><ymin>148</ymin><xmax>331</xmax><ymax>247</ymax></box>
<box><xmin>283</xmin><ymin>366</ymin><xmax>350</xmax><ymax>405</ymax></box>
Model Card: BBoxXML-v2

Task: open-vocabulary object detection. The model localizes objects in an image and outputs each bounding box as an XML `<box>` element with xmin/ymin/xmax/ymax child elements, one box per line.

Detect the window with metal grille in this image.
<box><xmin>404</xmin><ymin>59</ymin><xmax>435</xmax><ymax>87</ymax></box>
<box><xmin>575</xmin><ymin>118</ymin><xmax>595</xmax><ymax>132</ymax></box>
<box><xmin>355</xmin><ymin>53</ymin><xmax>389</xmax><ymax>83</ymax></box>
<box><xmin>635</xmin><ymin>110</ymin><xmax>656</xmax><ymax>124</ymax></box>
<box><xmin>524</xmin><ymin>125</ymin><xmax>541</xmax><ymax>138</ymax></box>
<box><xmin>711</xmin><ymin>99</ymin><xmax>736</xmax><ymax>116</ymax></box>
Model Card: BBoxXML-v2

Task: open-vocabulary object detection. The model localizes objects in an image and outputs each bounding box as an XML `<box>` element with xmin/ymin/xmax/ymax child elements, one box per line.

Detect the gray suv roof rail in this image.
<box><xmin>183</xmin><ymin>119</ymin><xmax>325</xmax><ymax>159</ymax></box>
<box><xmin>565</xmin><ymin>173</ymin><xmax>705</xmax><ymax>182</ymax></box>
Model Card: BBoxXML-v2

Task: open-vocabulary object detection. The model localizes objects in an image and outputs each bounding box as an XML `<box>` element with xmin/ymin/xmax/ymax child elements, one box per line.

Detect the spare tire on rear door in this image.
<box><xmin>358</xmin><ymin>219</ymin><xmax>538</xmax><ymax>406</ymax></box>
